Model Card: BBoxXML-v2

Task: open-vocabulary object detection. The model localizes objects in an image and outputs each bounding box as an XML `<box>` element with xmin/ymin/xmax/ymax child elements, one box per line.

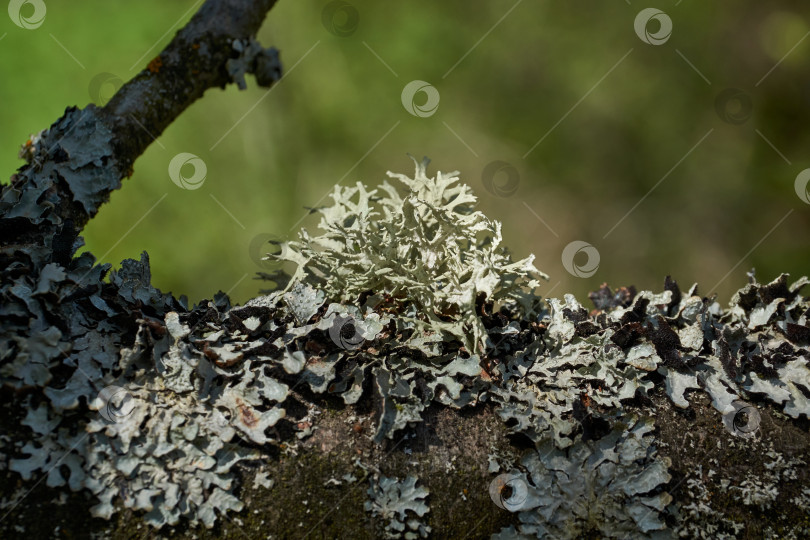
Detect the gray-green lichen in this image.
<box><xmin>365</xmin><ymin>475</ymin><xmax>431</xmax><ymax>539</ymax></box>
<box><xmin>226</xmin><ymin>37</ymin><xmax>282</xmax><ymax>89</ymax></box>
<box><xmin>492</xmin><ymin>416</ymin><xmax>673</xmax><ymax>539</ymax></box>
<box><xmin>2</xmin><ymin>158</ymin><xmax>809</xmax><ymax>535</ymax></box>
<box><xmin>1</xmin><ymin>106</ymin><xmax>120</xmax><ymax>221</ymax></box>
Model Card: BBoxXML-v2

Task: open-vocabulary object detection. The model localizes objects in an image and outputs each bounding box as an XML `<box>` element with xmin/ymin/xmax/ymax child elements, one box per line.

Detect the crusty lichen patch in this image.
<box><xmin>2</xmin><ymin>159</ymin><xmax>809</xmax><ymax>537</ymax></box>
<box><xmin>650</xmin><ymin>390</ymin><xmax>810</xmax><ymax>540</ymax></box>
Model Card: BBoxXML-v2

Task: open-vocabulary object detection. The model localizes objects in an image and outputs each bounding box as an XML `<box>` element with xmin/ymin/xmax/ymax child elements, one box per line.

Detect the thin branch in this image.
<box><xmin>100</xmin><ymin>0</ymin><xmax>280</xmax><ymax>173</ymax></box>
<box><xmin>0</xmin><ymin>0</ymin><xmax>281</xmax><ymax>250</ymax></box>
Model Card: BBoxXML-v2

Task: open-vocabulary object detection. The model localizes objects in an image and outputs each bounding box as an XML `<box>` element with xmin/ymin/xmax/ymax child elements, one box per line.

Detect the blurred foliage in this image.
<box><xmin>1</xmin><ymin>0</ymin><xmax>809</xmax><ymax>306</ymax></box>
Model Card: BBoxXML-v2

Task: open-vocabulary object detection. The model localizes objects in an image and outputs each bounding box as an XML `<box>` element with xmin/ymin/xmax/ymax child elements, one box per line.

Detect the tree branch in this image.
<box><xmin>1</xmin><ymin>2</ymin><xmax>809</xmax><ymax>538</ymax></box>
<box><xmin>100</xmin><ymin>0</ymin><xmax>280</xmax><ymax>174</ymax></box>
<box><xmin>0</xmin><ymin>0</ymin><xmax>280</xmax><ymax>254</ymax></box>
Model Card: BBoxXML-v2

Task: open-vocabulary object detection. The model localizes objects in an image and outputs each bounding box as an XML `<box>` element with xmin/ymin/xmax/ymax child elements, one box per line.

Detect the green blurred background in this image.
<box><xmin>2</xmin><ymin>1</ymin><xmax>809</xmax><ymax>307</ymax></box>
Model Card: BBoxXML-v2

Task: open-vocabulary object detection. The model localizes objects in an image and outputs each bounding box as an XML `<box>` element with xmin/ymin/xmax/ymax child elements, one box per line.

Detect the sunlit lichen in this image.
<box><xmin>269</xmin><ymin>156</ymin><xmax>547</xmax><ymax>352</ymax></box>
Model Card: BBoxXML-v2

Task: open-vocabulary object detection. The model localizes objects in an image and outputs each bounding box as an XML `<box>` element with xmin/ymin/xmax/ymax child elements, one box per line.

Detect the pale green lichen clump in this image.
<box><xmin>271</xmin><ymin>156</ymin><xmax>547</xmax><ymax>352</ymax></box>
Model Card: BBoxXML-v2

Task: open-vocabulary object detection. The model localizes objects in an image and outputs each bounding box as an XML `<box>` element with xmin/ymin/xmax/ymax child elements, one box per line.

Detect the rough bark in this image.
<box><xmin>1</xmin><ymin>2</ymin><xmax>809</xmax><ymax>539</ymax></box>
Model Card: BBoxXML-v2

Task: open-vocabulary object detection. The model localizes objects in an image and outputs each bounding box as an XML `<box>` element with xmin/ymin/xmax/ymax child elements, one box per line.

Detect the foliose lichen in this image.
<box><xmin>0</xmin><ymin>106</ymin><xmax>121</xmax><ymax>222</ymax></box>
<box><xmin>365</xmin><ymin>474</ymin><xmax>431</xmax><ymax>539</ymax></box>
<box><xmin>492</xmin><ymin>416</ymin><xmax>673</xmax><ymax>539</ymax></box>
<box><xmin>2</xmin><ymin>157</ymin><xmax>809</xmax><ymax>535</ymax></box>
